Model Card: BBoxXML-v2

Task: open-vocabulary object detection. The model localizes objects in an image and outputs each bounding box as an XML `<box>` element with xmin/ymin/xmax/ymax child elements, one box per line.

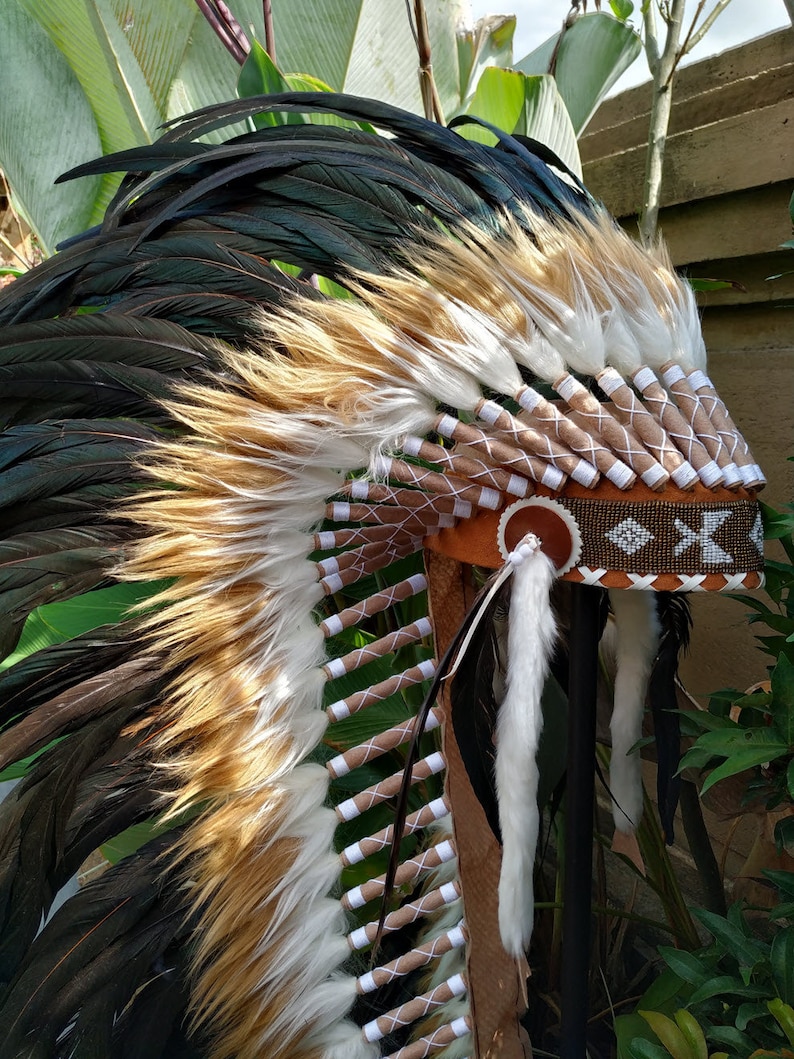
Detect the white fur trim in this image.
<box><xmin>607</xmin><ymin>590</ymin><xmax>661</xmax><ymax>833</ymax></box>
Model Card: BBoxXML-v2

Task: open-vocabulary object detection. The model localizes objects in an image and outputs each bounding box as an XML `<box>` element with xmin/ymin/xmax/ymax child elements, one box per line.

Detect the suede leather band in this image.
<box><xmin>425</xmin><ymin>549</ymin><xmax>533</xmax><ymax>1059</ymax></box>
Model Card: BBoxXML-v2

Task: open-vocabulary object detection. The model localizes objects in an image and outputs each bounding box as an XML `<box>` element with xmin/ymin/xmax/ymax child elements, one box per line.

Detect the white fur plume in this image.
<box><xmin>495</xmin><ymin>536</ymin><xmax>558</xmax><ymax>957</ymax></box>
<box><xmin>607</xmin><ymin>590</ymin><xmax>661</xmax><ymax>833</ymax></box>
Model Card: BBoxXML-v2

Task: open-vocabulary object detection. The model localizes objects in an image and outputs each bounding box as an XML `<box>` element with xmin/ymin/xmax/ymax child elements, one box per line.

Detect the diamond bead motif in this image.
<box><xmin>605</xmin><ymin>517</ymin><xmax>655</xmax><ymax>555</ymax></box>
<box><xmin>751</xmin><ymin>512</ymin><xmax>764</xmax><ymax>555</ymax></box>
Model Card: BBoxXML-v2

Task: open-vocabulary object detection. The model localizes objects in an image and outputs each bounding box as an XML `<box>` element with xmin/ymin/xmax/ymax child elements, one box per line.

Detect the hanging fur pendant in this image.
<box><xmin>607</xmin><ymin>590</ymin><xmax>661</xmax><ymax>834</ymax></box>
<box><xmin>494</xmin><ymin>536</ymin><xmax>558</xmax><ymax>957</ymax></box>
<box><xmin>380</xmin><ymin>535</ymin><xmax>558</xmax><ymax>960</ymax></box>
<box><xmin>446</xmin><ymin>534</ymin><xmax>559</xmax><ymax>956</ymax></box>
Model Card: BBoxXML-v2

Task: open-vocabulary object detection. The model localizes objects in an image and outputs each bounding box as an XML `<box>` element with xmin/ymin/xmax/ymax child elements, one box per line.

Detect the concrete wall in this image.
<box><xmin>581</xmin><ymin>28</ymin><xmax>794</xmax><ymax>698</ymax></box>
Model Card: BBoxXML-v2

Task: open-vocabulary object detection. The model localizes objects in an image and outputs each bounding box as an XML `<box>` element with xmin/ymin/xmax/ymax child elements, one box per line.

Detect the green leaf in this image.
<box><xmin>101</xmin><ymin>819</ymin><xmax>160</xmax><ymax>864</ymax></box>
<box><xmin>689</xmin><ymin>727</ymin><xmax>780</xmax><ymax>754</ymax></box>
<box><xmin>103</xmin><ymin>0</ymin><xmax>197</xmax><ymax>116</ymax></box>
<box><xmin>238</xmin><ymin>40</ymin><xmax>292</xmax><ymax>99</ymax></box>
<box><xmin>687</xmin><ymin>975</ymin><xmax>769</xmax><ymax>1005</ymax></box>
<box><xmin>776</xmin><ymin>816</ymin><xmax>794</xmax><ymax>855</ymax></box>
<box><xmin>0</xmin><ymin>581</ymin><xmax>168</xmax><ymax>671</ymax></box>
<box><xmin>237</xmin><ymin>51</ymin><xmax>368</xmax><ymax>132</ymax></box>
<box><xmin>771</xmin><ymin>928</ymin><xmax>794</xmax><ymax>1005</ymax></box>
<box><xmin>328</xmin><ymin>695</ymin><xmax>414</xmax><ymax>752</ymax></box>
<box><xmin>771</xmin><ymin>654</ymin><xmax>794</xmax><ymax>742</ymax></box>
<box><xmin>285</xmin><ymin>72</ymin><xmax>337</xmax><ymax>94</ymax></box>
<box><xmin>269</xmin><ymin>0</ymin><xmax>467</xmax><ymax>119</ymax></box>
<box><xmin>736</xmin><ymin>1001</ymin><xmax>770</xmax><ymax>1031</ymax></box>
<box><xmin>769</xmin><ymin>998</ymin><xmax>794</xmax><ymax>1047</ymax></box>
<box><xmin>101</xmin><ymin>801</ymin><xmax>199</xmax><ymax>864</ymax></box>
<box><xmin>700</xmin><ymin>746</ymin><xmax>789</xmax><ymax>795</ymax></box>
<box><xmin>163</xmin><ymin>0</ymin><xmax>468</xmax><ymax>137</ymax></box>
<box><xmin>641</xmin><ymin>968</ymin><xmax>691</xmax><ymax>1010</ymax></box>
<box><xmin>761</xmin><ymin>502</ymin><xmax>794</xmax><ymax>539</ymax></box>
<box><xmin>0</xmin><ymin>741</ymin><xmax>63</xmax><ymax>783</ymax></box>
<box><xmin>16</xmin><ymin>0</ymin><xmax>164</xmax><ymax>218</ymax></box>
<box><xmin>658</xmin><ymin>947</ymin><xmax>710</xmax><ymax>986</ymax></box>
<box><xmin>460</xmin><ymin>68</ymin><xmax>581</xmax><ymax>176</ymax></box>
<box><xmin>730</xmin><ymin>691</ymin><xmax>773</xmax><ymax>712</ymax></box>
<box><xmin>764</xmin><ymin>868</ymin><xmax>794</xmax><ymax>898</ymax></box>
<box><xmin>688</xmin><ymin>278</ymin><xmax>745</xmax><ymax>293</ymax></box>
<box><xmin>638</xmin><ymin>1011</ymin><xmax>691</xmax><ymax>1059</ymax></box>
<box><xmin>628</xmin><ymin>1041</ymin><xmax>676</xmax><ymax>1059</ymax></box>
<box><xmin>456</xmin><ymin>14</ymin><xmax>515</xmax><ymax>106</ymax></box>
<box><xmin>703</xmin><ymin>1025</ymin><xmax>756</xmax><ymax>1051</ymax></box>
<box><xmin>682</xmin><ymin>726</ymin><xmax>792</xmax><ymax>794</ymax></box>
<box><xmin>609</xmin><ymin>0</ymin><xmax>635</xmax><ymax>18</ymax></box>
<box><xmin>515</xmin><ymin>12</ymin><xmax>641</xmax><ymax>134</ymax></box>
<box><xmin>692</xmin><ymin>909</ymin><xmax>766</xmax><ymax>971</ymax></box>
<box><xmin>616</xmin><ymin>1013</ymin><xmax>656</xmax><ymax>1058</ymax></box>
<box><xmin>0</xmin><ymin>2</ymin><xmax>102</xmax><ymax>253</ymax></box>
<box><xmin>237</xmin><ymin>40</ymin><xmax>301</xmax><ymax>129</ymax></box>
<box><xmin>674</xmin><ymin>1010</ymin><xmax>707</xmax><ymax>1059</ymax></box>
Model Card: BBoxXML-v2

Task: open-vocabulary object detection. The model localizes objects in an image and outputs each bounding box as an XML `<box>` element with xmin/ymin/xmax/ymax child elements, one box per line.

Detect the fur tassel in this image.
<box><xmin>607</xmin><ymin>590</ymin><xmax>661</xmax><ymax>833</ymax></box>
<box><xmin>495</xmin><ymin>537</ymin><xmax>557</xmax><ymax>956</ymax></box>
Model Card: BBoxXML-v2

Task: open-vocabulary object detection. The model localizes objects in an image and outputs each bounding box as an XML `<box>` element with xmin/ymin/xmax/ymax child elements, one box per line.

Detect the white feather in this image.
<box><xmin>603</xmin><ymin>310</ymin><xmax>643</xmax><ymax>376</ymax></box>
<box><xmin>443</xmin><ymin>299</ymin><xmax>524</xmax><ymax>394</ymax></box>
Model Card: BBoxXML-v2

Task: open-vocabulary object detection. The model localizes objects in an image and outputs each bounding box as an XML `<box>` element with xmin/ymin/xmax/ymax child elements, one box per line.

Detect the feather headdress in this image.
<box><xmin>0</xmin><ymin>93</ymin><xmax>763</xmax><ymax>1059</ymax></box>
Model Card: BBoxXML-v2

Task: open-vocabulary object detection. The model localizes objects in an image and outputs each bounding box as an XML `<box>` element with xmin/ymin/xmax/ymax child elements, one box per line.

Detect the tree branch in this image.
<box><xmin>643</xmin><ymin>0</ymin><xmax>661</xmax><ymax>73</ymax></box>
<box><xmin>639</xmin><ymin>0</ymin><xmax>687</xmax><ymax>245</ymax></box>
<box><xmin>675</xmin><ymin>0</ymin><xmax>707</xmax><ymax>62</ymax></box>
<box><xmin>685</xmin><ymin>0</ymin><xmax>733</xmax><ymax>54</ymax></box>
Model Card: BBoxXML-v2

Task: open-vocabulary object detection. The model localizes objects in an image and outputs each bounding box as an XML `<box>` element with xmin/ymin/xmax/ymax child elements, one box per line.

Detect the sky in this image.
<box><xmin>468</xmin><ymin>0</ymin><xmax>791</xmax><ymax>92</ymax></box>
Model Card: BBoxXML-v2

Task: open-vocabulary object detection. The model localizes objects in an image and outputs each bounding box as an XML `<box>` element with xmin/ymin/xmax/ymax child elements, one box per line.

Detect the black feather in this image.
<box><xmin>0</xmin><ymin>656</ymin><xmax>155</xmax><ymax>771</ymax></box>
<box><xmin>0</xmin><ymin>624</ymin><xmax>139</xmax><ymax>732</ymax></box>
<box><xmin>650</xmin><ymin>593</ymin><xmax>692</xmax><ymax>844</ymax></box>
<box><xmin>0</xmin><ymin>483</ymin><xmax>135</xmax><ymax>537</ymax></box>
<box><xmin>0</xmin><ymin>699</ymin><xmax>144</xmax><ymax>984</ymax></box>
<box><xmin>0</xmin><ymin>832</ymin><xmax>191</xmax><ymax>1057</ymax></box>
<box><xmin>375</xmin><ymin>566</ymin><xmax>514</xmax><ymax>954</ymax></box>
<box><xmin>449</xmin><ymin>586</ymin><xmax>508</xmax><ymax>841</ymax></box>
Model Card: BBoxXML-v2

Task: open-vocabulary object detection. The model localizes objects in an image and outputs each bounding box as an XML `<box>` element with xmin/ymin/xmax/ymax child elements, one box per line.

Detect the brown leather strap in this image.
<box><xmin>424</xmin><ymin>549</ymin><xmax>532</xmax><ymax>1059</ymax></box>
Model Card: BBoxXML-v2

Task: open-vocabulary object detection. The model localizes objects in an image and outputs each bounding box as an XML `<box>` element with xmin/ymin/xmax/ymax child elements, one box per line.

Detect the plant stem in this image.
<box><xmin>0</xmin><ymin>231</ymin><xmax>29</xmax><ymax>270</ymax></box>
<box><xmin>679</xmin><ymin>779</ymin><xmax>727</xmax><ymax>915</ymax></box>
<box><xmin>406</xmin><ymin>0</ymin><xmax>445</xmax><ymax>124</ymax></box>
<box><xmin>263</xmin><ymin>0</ymin><xmax>276</xmax><ymax>63</ymax></box>
<box><xmin>548</xmin><ymin>0</ymin><xmax>581</xmax><ymax>77</ymax></box>
<box><xmin>193</xmin><ymin>0</ymin><xmax>250</xmax><ymax>65</ymax></box>
<box><xmin>638</xmin><ymin>781</ymin><xmax>701</xmax><ymax>949</ymax></box>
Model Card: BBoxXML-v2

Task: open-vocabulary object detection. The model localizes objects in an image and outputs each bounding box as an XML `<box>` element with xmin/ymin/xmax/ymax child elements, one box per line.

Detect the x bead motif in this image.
<box><xmin>673</xmin><ymin>510</ymin><xmax>733</xmax><ymax>565</ymax></box>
